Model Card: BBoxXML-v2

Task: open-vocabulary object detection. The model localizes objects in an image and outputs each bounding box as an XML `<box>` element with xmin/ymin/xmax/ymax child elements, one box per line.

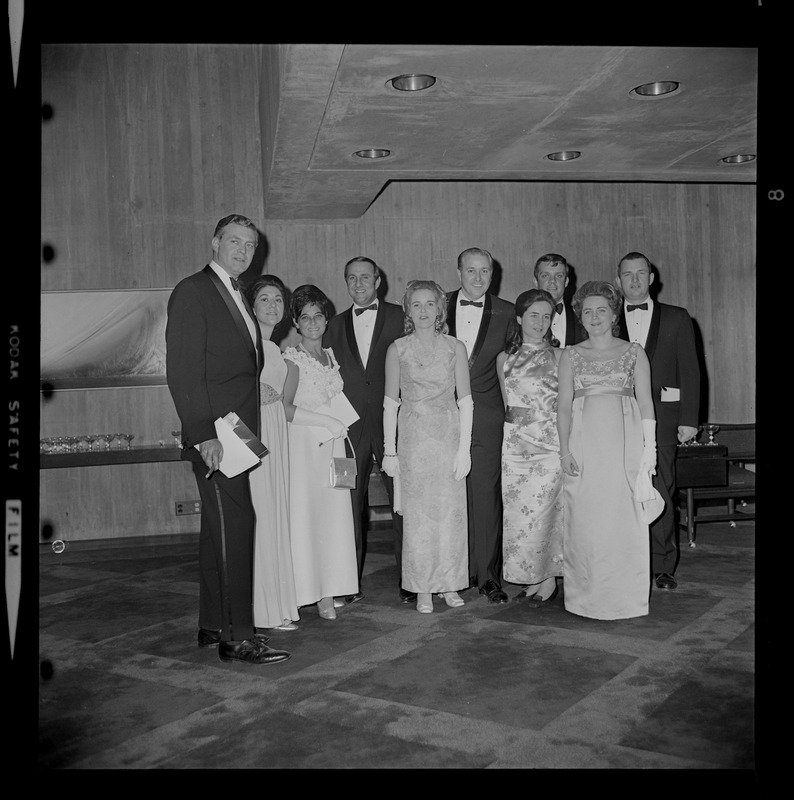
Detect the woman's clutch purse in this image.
<box><xmin>329</xmin><ymin>435</ymin><xmax>357</xmax><ymax>490</ymax></box>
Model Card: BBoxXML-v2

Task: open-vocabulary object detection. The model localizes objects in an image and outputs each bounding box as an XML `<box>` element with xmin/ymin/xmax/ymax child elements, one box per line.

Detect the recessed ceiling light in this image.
<box><xmin>389</xmin><ymin>74</ymin><xmax>436</xmax><ymax>92</ymax></box>
<box><xmin>546</xmin><ymin>150</ymin><xmax>581</xmax><ymax>162</ymax></box>
<box><xmin>354</xmin><ymin>148</ymin><xmax>391</xmax><ymax>159</ymax></box>
<box><xmin>630</xmin><ymin>80</ymin><xmax>681</xmax><ymax>98</ymax></box>
<box><xmin>721</xmin><ymin>154</ymin><xmax>756</xmax><ymax>164</ymax></box>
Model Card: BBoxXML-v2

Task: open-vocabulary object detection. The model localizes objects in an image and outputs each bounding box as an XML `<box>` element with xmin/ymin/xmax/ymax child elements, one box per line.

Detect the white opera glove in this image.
<box><xmin>453</xmin><ymin>395</ymin><xmax>474</xmax><ymax>481</ymax></box>
<box><xmin>639</xmin><ymin>418</ymin><xmax>657</xmax><ymax>476</ymax></box>
<box><xmin>382</xmin><ymin>396</ymin><xmax>400</xmax><ymax>478</ymax></box>
<box><xmin>292</xmin><ymin>407</ymin><xmax>347</xmax><ymax>439</ymax></box>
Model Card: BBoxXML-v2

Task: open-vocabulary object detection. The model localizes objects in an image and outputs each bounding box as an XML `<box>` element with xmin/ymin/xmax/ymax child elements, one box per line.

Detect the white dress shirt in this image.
<box><xmin>456</xmin><ymin>294</ymin><xmax>484</xmax><ymax>358</ymax></box>
<box><xmin>623</xmin><ymin>297</ymin><xmax>653</xmax><ymax>348</ymax></box>
<box><xmin>209</xmin><ymin>260</ymin><xmax>258</xmax><ymax>345</ymax></box>
<box><xmin>352</xmin><ymin>300</ymin><xmax>378</xmax><ymax>367</ymax></box>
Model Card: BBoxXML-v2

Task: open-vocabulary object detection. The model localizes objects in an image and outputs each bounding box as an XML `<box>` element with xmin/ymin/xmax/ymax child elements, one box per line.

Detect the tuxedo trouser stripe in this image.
<box><xmin>213</xmin><ymin>480</ymin><xmax>234</xmax><ymax>643</ymax></box>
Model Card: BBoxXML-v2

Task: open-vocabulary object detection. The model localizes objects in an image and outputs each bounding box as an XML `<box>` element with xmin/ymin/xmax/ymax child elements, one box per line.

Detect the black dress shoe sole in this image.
<box><xmin>345</xmin><ymin>593</ymin><xmax>365</xmax><ymax>605</ymax></box>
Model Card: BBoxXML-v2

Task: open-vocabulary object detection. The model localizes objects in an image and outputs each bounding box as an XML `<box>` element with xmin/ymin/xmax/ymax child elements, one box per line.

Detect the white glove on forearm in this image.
<box><xmin>453</xmin><ymin>395</ymin><xmax>473</xmax><ymax>481</ymax></box>
<box><xmin>382</xmin><ymin>396</ymin><xmax>400</xmax><ymax>478</ymax></box>
<box><xmin>292</xmin><ymin>407</ymin><xmax>347</xmax><ymax>438</ymax></box>
<box><xmin>639</xmin><ymin>418</ymin><xmax>657</xmax><ymax>475</ymax></box>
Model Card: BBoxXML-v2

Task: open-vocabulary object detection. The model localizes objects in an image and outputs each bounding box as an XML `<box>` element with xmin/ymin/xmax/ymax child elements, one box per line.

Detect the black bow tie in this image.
<box><xmin>555</xmin><ymin>303</ymin><xmax>564</xmax><ymax>314</ymax></box>
<box><xmin>460</xmin><ymin>299</ymin><xmax>483</xmax><ymax>308</ymax></box>
<box><xmin>627</xmin><ymin>302</ymin><xmax>648</xmax><ymax>312</ymax></box>
<box><xmin>354</xmin><ymin>303</ymin><xmax>377</xmax><ymax>316</ymax></box>
<box><xmin>230</xmin><ymin>277</ymin><xmax>240</xmax><ymax>292</ymax></box>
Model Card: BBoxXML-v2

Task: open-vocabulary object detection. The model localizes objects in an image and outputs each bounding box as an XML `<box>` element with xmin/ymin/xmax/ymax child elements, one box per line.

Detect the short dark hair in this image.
<box><xmin>572</xmin><ymin>281</ymin><xmax>622</xmax><ymax>337</ymax></box>
<box><xmin>213</xmin><ymin>214</ymin><xmax>259</xmax><ymax>245</ymax></box>
<box><xmin>617</xmin><ymin>251</ymin><xmax>652</xmax><ymax>272</ymax></box>
<box><xmin>245</xmin><ymin>274</ymin><xmax>292</xmax><ymax>343</ymax></box>
<box><xmin>457</xmin><ymin>247</ymin><xmax>493</xmax><ymax>270</ymax></box>
<box><xmin>505</xmin><ymin>288</ymin><xmax>559</xmax><ymax>354</ymax></box>
<box><xmin>290</xmin><ymin>284</ymin><xmax>333</xmax><ymax>324</ymax></box>
<box><xmin>533</xmin><ymin>253</ymin><xmax>569</xmax><ymax>280</ymax></box>
<box><xmin>344</xmin><ymin>256</ymin><xmax>382</xmax><ymax>281</ymax></box>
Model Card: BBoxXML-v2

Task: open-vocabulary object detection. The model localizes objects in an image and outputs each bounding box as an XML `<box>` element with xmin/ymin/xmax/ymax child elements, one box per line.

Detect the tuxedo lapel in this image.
<box><xmin>343</xmin><ymin>308</ymin><xmax>366</xmax><ymax>372</ymax></box>
<box><xmin>203</xmin><ymin>266</ymin><xmax>259</xmax><ymax>366</ymax></box>
<box><xmin>644</xmin><ymin>303</ymin><xmax>661</xmax><ymax>361</ymax></box>
<box><xmin>468</xmin><ymin>294</ymin><xmax>492</xmax><ymax>370</ymax></box>
<box><xmin>618</xmin><ymin>309</ymin><xmax>629</xmax><ymax>341</ymax></box>
<box><xmin>564</xmin><ymin>305</ymin><xmax>576</xmax><ymax>346</ymax></box>
<box><xmin>446</xmin><ymin>290</ymin><xmax>458</xmax><ymax>337</ymax></box>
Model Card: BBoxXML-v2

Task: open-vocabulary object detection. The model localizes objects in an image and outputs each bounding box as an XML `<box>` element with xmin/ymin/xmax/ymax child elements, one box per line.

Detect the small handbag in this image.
<box><xmin>329</xmin><ymin>435</ymin><xmax>357</xmax><ymax>490</ymax></box>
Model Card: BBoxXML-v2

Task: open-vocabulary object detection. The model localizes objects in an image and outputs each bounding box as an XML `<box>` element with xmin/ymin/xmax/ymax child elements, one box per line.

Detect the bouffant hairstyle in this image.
<box><xmin>245</xmin><ymin>274</ymin><xmax>292</xmax><ymax>343</ymax></box>
<box><xmin>572</xmin><ymin>281</ymin><xmax>622</xmax><ymax>337</ymax></box>
<box><xmin>504</xmin><ymin>288</ymin><xmax>559</xmax><ymax>354</ymax></box>
<box><xmin>290</xmin><ymin>284</ymin><xmax>333</xmax><ymax>325</ymax></box>
<box><xmin>402</xmin><ymin>280</ymin><xmax>449</xmax><ymax>335</ymax></box>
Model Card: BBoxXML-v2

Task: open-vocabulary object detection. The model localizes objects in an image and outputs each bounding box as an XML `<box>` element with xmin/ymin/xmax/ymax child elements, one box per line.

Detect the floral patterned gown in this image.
<box><xmin>501</xmin><ymin>342</ymin><xmax>564</xmax><ymax>587</ymax></box>
<box><xmin>563</xmin><ymin>342</ymin><xmax>649</xmax><ymax>620</ymax></box>
<box><xmin>396</xmin><ymin>334</ymin><xmax>468</xmax><ymax>594</ymax></box>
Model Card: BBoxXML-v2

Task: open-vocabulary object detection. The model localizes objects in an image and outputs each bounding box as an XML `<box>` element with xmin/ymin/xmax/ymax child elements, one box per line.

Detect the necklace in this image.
<box><xmin>413</xmin><ymin>334</ymin><xmax>440</xmax><ymax>366</ymax></box>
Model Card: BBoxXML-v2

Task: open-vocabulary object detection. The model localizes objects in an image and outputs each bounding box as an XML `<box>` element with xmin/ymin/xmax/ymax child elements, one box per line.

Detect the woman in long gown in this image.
<box><xmin>382</xmin><ymin>280</ymin><xmax>472</xmax><ymax>614</ymax></box>
<box><xmin>282</xmin><ymin>284</ymin><xmax>359</xmax><ymax>620</ymax></box>
<box><xmin>497</xmin><ymin>289</ymin><xmax>564</xmax><ymax>607</ymax></box>
<box><xmin>245</xmin><ymin>275</ymin><xmax>300</xmax><ymax>631</ymax></box>
<box><xmin>557</xmin><ymin>281</ymin><xmax>657</xmax><ymax>620</ymax></box>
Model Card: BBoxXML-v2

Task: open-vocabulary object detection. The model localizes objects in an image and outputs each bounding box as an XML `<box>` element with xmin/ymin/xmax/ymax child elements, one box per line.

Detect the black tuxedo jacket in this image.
<box><xmin>561</xmin><ymin>303</ymin><xmax>586</xmax><ymax>346</ymax></box>
<box><xmin>446</xmin><ymin>290</ymin><xmax>514</xmax><ymax>441</ymax></box>
<box><xmin>618</xmin><ymin>300</ymin><xmax>700</xmax><ymax>447</ymax></box>
<box><xmin>323</xmin><ymin>301</ymin><xmax>405</xmax><ymax>452</ymax></box>
<box><xmin>166</xmin><ymin>265</ymin><xmax>263</xmax><ymax>465</ymax></box>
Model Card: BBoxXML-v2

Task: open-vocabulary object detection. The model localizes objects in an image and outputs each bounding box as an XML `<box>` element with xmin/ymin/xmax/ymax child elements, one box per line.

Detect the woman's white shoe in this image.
<box><xmin>438</xmin><ymin>591</ymin><xmax>464</xmax><ymax>608</ymax></box>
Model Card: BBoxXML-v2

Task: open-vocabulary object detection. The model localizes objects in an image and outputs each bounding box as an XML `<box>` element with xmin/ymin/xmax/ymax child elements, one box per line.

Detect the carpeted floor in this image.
<box><xmin>38</xmin><ymin>518</ymin><xmax>755</xmax><ymax>770</ymax></box>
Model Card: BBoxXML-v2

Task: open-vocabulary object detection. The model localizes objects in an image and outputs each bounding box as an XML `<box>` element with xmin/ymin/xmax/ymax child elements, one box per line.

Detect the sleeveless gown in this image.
<box><xmin>284</xmin><ymin>345</ymin><xmax>359</xmax><ymax>606</ymax></box>
<box><xmin>396</xmin><ymin>334</ymin><xmax>468</xmax><ymax>594</ymax></box>
<box><xmin>501</xmin><ymin>342</ymin><xmax>564</xmax><ymax>586</ymax></box>
<box><xmin>563</xmin><ymin>342</ymin><xmax>650</xmax><ymax>620</ymax></box>
<box><xmin>250</xmin><ymin>340</ymin><xmax>300</xmax><ymax>628</ymax></box>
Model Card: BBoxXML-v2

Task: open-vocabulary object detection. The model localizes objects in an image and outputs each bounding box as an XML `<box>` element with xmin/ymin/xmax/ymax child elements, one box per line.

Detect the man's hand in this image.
<box><xmin>198</xmin><ymin>438</ymin><xmax>223</xmax><ymax>477</ymax></box>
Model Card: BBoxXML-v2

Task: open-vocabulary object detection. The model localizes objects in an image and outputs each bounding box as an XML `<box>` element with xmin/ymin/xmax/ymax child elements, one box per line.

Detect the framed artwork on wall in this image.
<box><xmin>41</xmin><ymin>289</ymin><xmax>171</xmax><ymax>390</ymax></box>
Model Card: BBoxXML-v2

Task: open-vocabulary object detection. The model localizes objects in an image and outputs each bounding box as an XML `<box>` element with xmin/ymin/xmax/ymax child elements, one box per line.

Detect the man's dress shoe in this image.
<box><xmin>655</xmin><ymin>572</ymin><xmax>678</xmax><ymax>590</ymax></box>
<box><xmin>336</xmin><ymin>592</ymin><xmax>364</xmax><ymax>607</ymax></box>
<box><xmin>399</xmin><ymin>588</ymin><xmax>418</xmax><ymax>604</ymax></box>
<box><xmin>479</xmin><ymin>579</ymin><xmax>508</xmax><ymax>604</ymax></box>
<box><xmin>218</xmin><ymin>638</ymin><xmax>291</xmax><ymax>665</ymax></box>
<box><xmin>197</xmin><ymin>628</ymin><xmax>221</xmax><ymax>648</ymax></box>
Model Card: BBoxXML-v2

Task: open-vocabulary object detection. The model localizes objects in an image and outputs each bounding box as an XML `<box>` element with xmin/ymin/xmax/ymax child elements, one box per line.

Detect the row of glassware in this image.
<box><xmin>40</xmin><ymin>434</ymin><xmax>136</xmax><ymax>454</ymax></box>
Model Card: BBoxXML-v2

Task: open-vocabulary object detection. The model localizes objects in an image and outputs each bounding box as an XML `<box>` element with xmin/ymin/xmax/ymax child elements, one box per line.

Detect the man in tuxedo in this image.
<box><xmin>166</xmin><ymin>214</ymin><xmax>290</xmax><ymax>665</ymax></box>
<box><xmin>616</xmin><ymin>251</ymin><xmax>700</xmax><ymax>590</ymax></box>
<box><xmin>447</xmin><ymin>247</ymin><xmax>514</xmax><ymax>603</ymax></box>
<box><xmin>533</xmin><ymin>253</ymin><xmax>586</xmax><ymax>347</ymax></box>
<box><xmin>324</xmin><ymin>257</ymin><xmax>413</xmax><ymax>604</ymax></box>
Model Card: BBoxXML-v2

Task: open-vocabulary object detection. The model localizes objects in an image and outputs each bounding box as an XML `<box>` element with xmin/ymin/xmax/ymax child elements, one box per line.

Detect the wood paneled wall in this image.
<box><xmin>40</xmin><ymin>44</ymin><xmax>755</xmax><ymax>542</ymax></box>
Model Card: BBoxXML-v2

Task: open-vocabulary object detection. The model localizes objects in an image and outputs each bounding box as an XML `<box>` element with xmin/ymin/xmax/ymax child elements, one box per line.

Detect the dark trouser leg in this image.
<box><xmin>192</xmin><ymin>463</ymin><xmax>255</xmax><ymax>642</ymax></box>
<box><xmin>378</xmin><ymin>469</ymin><xmax>405</xmax><ymax>585</ymax></box>
<box><xmin>650</xmin><ymin>443</ymin><xmax>679</xmax><ymax>575</ymax></box>
<box><xmin>350</xmin><ymin>439</ymin><xmax>375</xmax><ymax>581</ymax></box>
<box><xmin>466</xmin><ymin>439</ymin><xmax>504</xmax><ymax>588</ymax></box>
